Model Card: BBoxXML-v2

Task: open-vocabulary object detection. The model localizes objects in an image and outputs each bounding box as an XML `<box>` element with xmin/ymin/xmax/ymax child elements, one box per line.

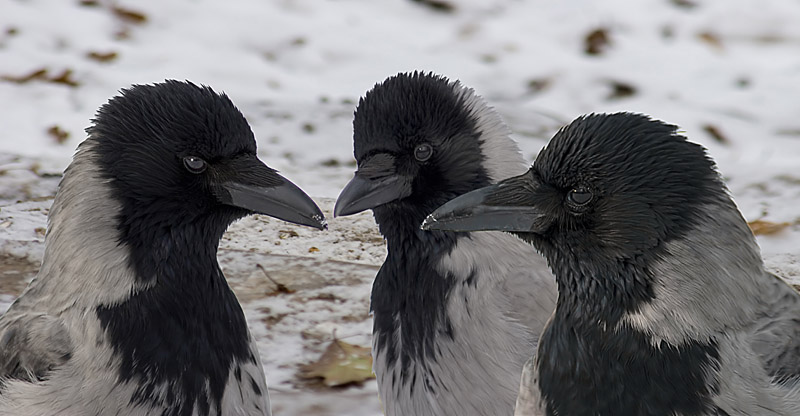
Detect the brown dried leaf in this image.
<box><xmin>87</xmin><ymin>51</ymin><xmax>119</xmax><ymax>63</ymax></box>
<box><xmin>298</xmin><ymin>340</ymin><xmax>375</xmax><ymax>387</ymax></box>
<box><xmin>606</xmin><ymin>80</ymin><xmax>637</xmax><ymax>100</ymax></box>
<box><xmin>49</xmin><ymin>69</ymin><xmax>80</xmax><ymax>87</ymax></box>
<box><xmin>308</xmin><ymin>246</ymin><xmax>320</xmax><ymax>253</ymax></box>
<box><xmin>409</xmin><ymin>0</ymin><xmax>455</xmax><ymax>13</ymax></box>
<box><xmin>480</xmin><ymin>54</ymin><xmax>498</xmax><ymax>63</ymax></box>
<box><xmin>702</xmin><ymin>124</ymin><xmax>729</xmax><ymax>144</ymax></box>
<box><xmin>320</xmin><ymin>158</ymin><xmax>340</xmax><ymax>167</ymax></box>
<box><xmin>278</xmin><ymin>229</ymin><xmax>300</xmax><ymax>239</ymax></box>
<box><xmin>1</xmin><ymin>68</ymin><xmax>48</xmax><ymax>84</ymax></box>
<box><xmin>112</xmin><ymin>6</ymin><xmax>148</xmax><ymax>24</ymax></box>
<box><xmin>585</xmin><ymin>28</ymin><xmax>611</xmax><ymax>56</ymax></box>
<box><xmin>527</xmin><ymin>78</ymin><xmax>552</xmax><ymax>94</ymax></box>
<box><xmin>697</xmin><ymin>31</ymin><xmax>723</xmax><ymax>50</ymax></box>
<box><xmin>47</xmin><ymin>125</ymin><xmax>70</xmax><ymax>144</ymax></box>
<box><xmin>4</xmin><ymin>68</ymin><xmax>81</xmax><ymax>87</ymax></box>
<box><xmin>748</xmin><ymin>220</ymin><xmax>792</xmax><ymax>236</ymax></box>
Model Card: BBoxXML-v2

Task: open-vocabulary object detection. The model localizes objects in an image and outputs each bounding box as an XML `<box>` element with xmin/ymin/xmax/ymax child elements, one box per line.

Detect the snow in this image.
<box><xmin>1</xmin><ymin>0</ymin><xmax>799</xmax><ymax>414</ymax></box>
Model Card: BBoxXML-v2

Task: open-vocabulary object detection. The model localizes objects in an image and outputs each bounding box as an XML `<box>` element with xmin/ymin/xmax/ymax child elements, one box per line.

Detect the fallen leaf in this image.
<box><xmin>320</xmin><ymin>158</ymin><xmax>340</xmax><ymax>167</ymax></box>
<box><xmin>409</xmin><ymin>0</ymin><xmax>455</xmax><ymax>13</ymax></box>
<box><xmin>702</xmin><ymin>124</ymin><xmax>729</xmax><ymax>144</ymax></box>
<box><xmin>697</xmin><ymin>31</ymin><xmax>723</xmax><ymax>50</ymax></box>
<box><xmin>50</xmin><ymin>69</ymin><xmax>80</xmax><ymax>87</ymax></box>
<box><xmin>527</xmin><ymin>78</ymin><xmax>551</xmax><ymax>94</ymax></box>
<box><xmin>1</xmin><ymin>68</ymin><xmax>79</xmax><ymax>87</ymax></box>
<box><xmin>112</xmin><ymin>6</ymin><xmax>148</xmax><ymax>24</ymax></box>
<box><xmin>278</xmin><ymin>229</ymin><xmax>300</xmax><ymax>239</ymax></box>
<box><xmin>87</xmin><ymin>51</ymin><xmax>119</xmax><ymax>63</ymax></box>
<box><xmin>34</xmin><ymin>227</ymin><xmax>46</xmax><ymax>237</ymax></box>
<box><xmin>670</xmin><ymin>0</ymin><xmax>697</xmax><ymax>8</ymax></box>
<box><xmin>299</xmin><ymin>339</ymin><xmax>375</xmax><ymax>387</ymax></box>
<box><xmin>735</xmin><ymin>77</ymin><xmax>751</xmax><ymax>88</ymax></box>
<box><xmin>47</xmin><ymin>125</ymin><xmax>70</xmax><ymax>144</ymax></box>
<box><xmin>1</xmin><ymin>68</ymin><xmax>48</xmax><ymax>84</ymax></box>
<box><xmin>748</xmin><ymin>220</ymin><xmax>792</xmax><ymax>236</ymax></box>
<box><xmin>606</xmin><ymin>80</ymin><xmax>637</xmax><ymax>100</ymax></box>
<box><xmin>585</xmin><ymin>28</ymin><xmax>611</xmax><ymax>56</ymax></box>
<box><xmin>308</xmin><ymin>246</ymin><xmax>320</xmax><ymax>253</ymax></box>
<box><xmin>480</xmin><ymin>54</ymin><xmax>498</xmax><ymax>63</ymax></box>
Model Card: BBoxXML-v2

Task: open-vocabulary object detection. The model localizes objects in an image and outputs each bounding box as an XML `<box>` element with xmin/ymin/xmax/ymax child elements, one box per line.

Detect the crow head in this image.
<box><xmin>88</xmin><ymin>80</ymin><xmax>326</xmax><ymax>243</ymax></box>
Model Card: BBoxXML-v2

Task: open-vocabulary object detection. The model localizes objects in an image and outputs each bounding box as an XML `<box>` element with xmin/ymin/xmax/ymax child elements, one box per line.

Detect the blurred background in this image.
<box><xmin>1</xmin><ymin>0</ymin><xmax>799</xmax><ymax>414</ymax></box>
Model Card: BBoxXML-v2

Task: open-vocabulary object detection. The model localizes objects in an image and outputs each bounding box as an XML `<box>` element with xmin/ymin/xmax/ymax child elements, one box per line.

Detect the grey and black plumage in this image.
<box><xmin>334</xmin><ymin>72</ymin><xmax>557</xmax><ymax>416</ymax></box>
<box><xmin>424</xmin><ymin>112</ymin><xmax>800</xmax><ymax>415</ymax></box>
<box><xmin>0</xmin><ymin>80</ymin><xmax>326</xmax><ymax>416</ymax></box>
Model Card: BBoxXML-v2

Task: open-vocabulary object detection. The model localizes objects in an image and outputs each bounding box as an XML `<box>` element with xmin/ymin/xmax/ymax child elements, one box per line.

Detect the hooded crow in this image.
<box><xmin>423</xmin><ymin>112</ymin><xmax>800</xmax><ymax>415</ymax></box>
<box><xmin>334</xmin><ymin>72</ymin><xmax>557</xmax><ymax>416</ymax></box>
<box><xmin>0</xmin><ymin>80</ymin><xmax>326</xmax><ymax>416</ymax></box>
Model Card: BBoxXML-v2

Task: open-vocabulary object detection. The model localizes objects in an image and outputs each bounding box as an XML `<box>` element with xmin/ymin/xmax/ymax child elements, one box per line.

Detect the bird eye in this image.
<box><xmin>568</xmin><ymin>187</ymin><xmax>593</xmax><ymax>205</ymax></box>
<box><xmin>183</xmin><ymin>156</ymin><xmax>207</xmax><ymax>174</ymax></box>
<box><xmin>414</xmin><ymin>143</ymin><xmax>433</xmax><ymax>162</ymax></box>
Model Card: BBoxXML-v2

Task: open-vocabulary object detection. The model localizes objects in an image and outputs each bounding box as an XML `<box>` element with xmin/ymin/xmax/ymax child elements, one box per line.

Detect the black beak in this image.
<box><xmin>333</xmin><ymin>154</ymin><xmax>411</xmax><ymax>217</ymax></box>
<box><xmin>334</xmin><ymin>174</ymin><xmax>411</xmax><ymax>217</ymax></box>
<box><xmin>421</xmin><ymin>171</ymin><xmax>546</xmax><ymax>233</ymax></box>
<box><xmin>215</xmin><ymin>155</ymin><xmax>326</xmax><ymax>230</ymax></box>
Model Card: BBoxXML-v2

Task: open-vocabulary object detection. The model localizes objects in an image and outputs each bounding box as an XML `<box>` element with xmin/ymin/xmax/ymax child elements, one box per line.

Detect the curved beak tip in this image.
<box><xmin>332</xmin><ymin>201</ymin><xmax>345</xmax><ymax>218</ymax></box>
<box><xmin>214</xmin><ymin>155</ymin><xmax>328</xmax><ymax>231</ymax></box>
<box><xmin>332</xmin><ymin>198</ymin><xmax>359</xmax><ymax>218</ymax></box>
<box><xmin>315</xmin><ymin>214</ymin><xmax>329</xmax><ymax>230</ymax></box>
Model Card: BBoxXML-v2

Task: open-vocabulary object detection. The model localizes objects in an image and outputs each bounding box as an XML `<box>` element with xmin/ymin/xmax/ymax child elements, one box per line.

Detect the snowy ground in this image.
<box><xmin>1</xmin><ymin>0</ymin><xmax>799</xmax><ymax>414</ymax></box>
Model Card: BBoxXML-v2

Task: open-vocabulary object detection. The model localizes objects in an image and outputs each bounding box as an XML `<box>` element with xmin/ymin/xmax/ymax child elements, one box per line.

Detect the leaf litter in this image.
<box><xmin>298</xmin><ymin>336</ymin><xmax>375</xmax><ymax>388</ymax></box>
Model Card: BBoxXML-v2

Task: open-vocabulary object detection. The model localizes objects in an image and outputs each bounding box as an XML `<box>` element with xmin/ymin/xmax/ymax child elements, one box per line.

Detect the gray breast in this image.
<box><xmin>376</xmin><ymin>231</ymin><xmax>556</xmax><ymax>416</ymax></box>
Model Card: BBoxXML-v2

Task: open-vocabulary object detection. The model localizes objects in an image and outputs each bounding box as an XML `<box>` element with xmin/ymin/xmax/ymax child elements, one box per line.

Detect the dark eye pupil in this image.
<box><xmin>569</xmin><ymin>188</ymin><xmax>592</xmax><ymax>205</ymax></box>
<box><xmin>183</xmin><ymin>156</ymin><xmax>207</xmax><ymax>173</ymax></box>
<box><xmin>414</xmin><ymin>144</ymin><xmax>433</xmax><ymax>161</ymax></box>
